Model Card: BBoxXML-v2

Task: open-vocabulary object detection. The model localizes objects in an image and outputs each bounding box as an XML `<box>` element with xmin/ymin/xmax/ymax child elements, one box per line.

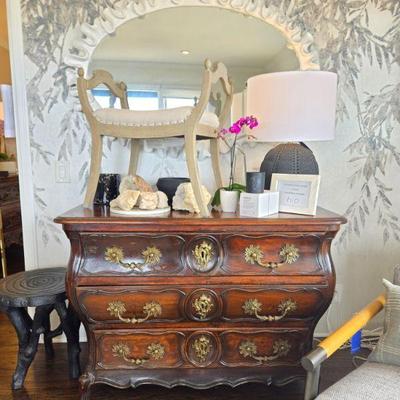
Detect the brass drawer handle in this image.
<box><xmin>107</xmin><ymin>300</ymin><xmax>162</xmax><ymax>324</ymax></box>
<box><xmin>239</xmin><ymin>339</ymin><xmax>291</xmax><ymax>363</ymax></box>
<box><xmin>244</xmin><ymin>243</ymin><xmax>299</xmax><ymax>270</ymax></box>
<box><xmin>112</xmin><ymin>342</ymin><xmax>165</xmax><ymax>365</ymax></box>
<box><xmin>242</xmin><ymin>298</ymin><xmax>297</xmax><ymax>322</ymax></box>
<box><xmin>193</xmin><ymin>294</ymin><xmax>214</xmax><ymax>320</ymax></box>
<box><xmin>104</xmin><ymin>245</ymin><xmax>162</xmax><ymax>271</ymax></box>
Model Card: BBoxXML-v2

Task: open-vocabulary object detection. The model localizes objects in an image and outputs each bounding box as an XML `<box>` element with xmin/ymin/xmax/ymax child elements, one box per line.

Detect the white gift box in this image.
<box><xmin>239</xmin><ymin>191</ymin><xmax>280</xmax><ymax>218</ymax></box>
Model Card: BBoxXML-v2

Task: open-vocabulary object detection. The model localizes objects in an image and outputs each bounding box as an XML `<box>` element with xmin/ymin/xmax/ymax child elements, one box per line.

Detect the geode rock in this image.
<box><xmin>172</xmin><ymin>182</ymin><xmax>211</xmax><ymax>214</ymax></box>
<box><xmin>119</xmin><ymin>175</ymin><xmax>154</xmax><ymax>194</ymax></box>
<box><xmin>138</xmin><ymin>192</ymin><xmax>158</xmax><ymax>210</ymax></box>
<box><xmin>110</xmin><ymin>190</ymin><xmax>140</xmax><ymax>211</ymax></box>
<box><xmin>157</xmin><ymin>191</ymin><xmax>169</xmax><ymax>209</ymax></box>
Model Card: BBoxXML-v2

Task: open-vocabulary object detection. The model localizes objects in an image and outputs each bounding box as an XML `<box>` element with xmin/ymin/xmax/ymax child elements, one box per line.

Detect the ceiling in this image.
<box><xmin>92</xmin><ymin>6</ymin><xmax>293</xmax><ymax>68</ymax></box>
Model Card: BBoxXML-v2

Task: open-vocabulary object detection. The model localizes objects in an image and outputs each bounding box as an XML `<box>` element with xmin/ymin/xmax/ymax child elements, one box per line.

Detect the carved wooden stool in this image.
<box><xmin>0</xmin><ymin>267</ymin><xmax>81</xmax><ymax>389</ymax></box>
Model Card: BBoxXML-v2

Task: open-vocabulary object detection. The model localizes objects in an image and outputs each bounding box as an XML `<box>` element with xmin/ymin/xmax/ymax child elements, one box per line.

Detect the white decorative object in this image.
<box><xmin>110</xmin><ymin>189</ymin><xmax>140</xmax><ymax>211</ymax></box>
<box><xmin>240</xmin><ymin>191</ymin><xmax>279</xmax><ymax>218</ymax></box>
<box><xmin>220</xmin><ymin>190</ymin><xmax>239</xmax><ymax>213</ymax></box>
<box><xmin>110</xmin><ymin>207</ymin><xmax>170</xmax><ymax>216</ymax></box>
<box><xmin>172</xmin><ymin>182</ymin><xmax>211</xmax><ymax>214</ymax></box>
<box><xmin>270</xmin><ymin>173</ymin><xmax>321</xmax><ymax>216</ymax></box>
<box><xmin>138</xmin><ymin>192</ymin><xmax>158</xmax><ymax>210</ymax></box>
<box><xmin>156</xmin><ymin>191</ymin><xmax>168</xmax><ymax>209</ymax></box>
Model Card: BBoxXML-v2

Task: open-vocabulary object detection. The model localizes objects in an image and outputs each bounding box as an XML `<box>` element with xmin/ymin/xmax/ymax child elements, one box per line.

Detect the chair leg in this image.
<box><xmin>128</xmin><ymin>139</ymin><xmax>141</xmax><ymax>176</ymax></box>
<box><xmin>84</xmin><ymin>135</ymin><xmax>103</xmax><ymax>207</ymax></box>
<box><xmin>185</xmin><ymin>136</ymin><xmax>210</xmax><ymax>217</ymax></box>
<box><xmin>210</xmin><ymin>138</ymin><xmax>223</xmax><ymax>189</ymax></box>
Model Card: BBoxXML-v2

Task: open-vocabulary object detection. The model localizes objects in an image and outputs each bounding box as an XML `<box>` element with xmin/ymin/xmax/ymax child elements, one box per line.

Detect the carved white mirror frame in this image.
<box><xmin>63</xmin><ymin>0</ymin><xmax>321</xmax><ymax>156</ymax></box>
<box><xmin>65</xmin><ymin>0</ymin><xmax>320</xmax><ymax>83</ymax></box>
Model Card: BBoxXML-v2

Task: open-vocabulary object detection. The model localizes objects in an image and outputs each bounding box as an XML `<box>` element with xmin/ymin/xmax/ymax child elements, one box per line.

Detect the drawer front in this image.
<box><xmin>77</xmin><ymin>287</ymin><xmax>185</xmax><ymax>324</ymax></box>
<box><xmin>222</xmin><ymin>234</ymin><xmax>323</xmax><ymax>275</ymax></box>
<box><xmin>80</xmin><ymin>234</ymin><xmax>185</xmax><ymax>276</ymax></box>
<box><xmin>95</xmin><ymin>328</ymin><xmax>308</xmax><ymax>370</ymax></box>
<box><xmin>77</xmin><ymin>286</ymin><xmax>325</xmax><ymax>325</ymax></box>
<box><xmin>96</xmin><ymin>331</ymin><xmax>185</xmax><ymax>369</ymax></box>
<box><xmin>219</xmin><ymin>329</ymin><xmax>307</xmax><ymax>367</ymax></box>
<box><xmin>221</xmin><ymin>287</ymin><xmax>325</xmax><ymax>322</ymax></box>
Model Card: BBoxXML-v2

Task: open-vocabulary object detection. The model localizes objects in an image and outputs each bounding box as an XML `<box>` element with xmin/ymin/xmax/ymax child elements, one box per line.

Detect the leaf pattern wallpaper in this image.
<box><xmin>17</xmin><ymin>0</ymin><xmax>399</xmax><ymax>330</ymax></box>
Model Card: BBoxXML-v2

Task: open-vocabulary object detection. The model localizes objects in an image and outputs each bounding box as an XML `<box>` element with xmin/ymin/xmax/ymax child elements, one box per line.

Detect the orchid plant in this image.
<box><xmin>212</xmin><ymin>115</ymin><xmax>258</xmax><ymax>207</ymax></box>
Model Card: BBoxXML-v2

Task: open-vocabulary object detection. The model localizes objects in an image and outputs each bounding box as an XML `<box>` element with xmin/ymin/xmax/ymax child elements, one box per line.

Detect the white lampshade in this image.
<box><xmin>246</xmin><ymin>71</ymin><xmax>337</xmax><ymax>142</ymax></box>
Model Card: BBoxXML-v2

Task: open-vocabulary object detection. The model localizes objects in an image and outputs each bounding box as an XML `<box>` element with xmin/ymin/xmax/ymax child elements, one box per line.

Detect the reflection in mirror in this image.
<box><xmin>88</xmin><ymin>6</ymin><xmax>299</xmax><ymax>113</ymax></box>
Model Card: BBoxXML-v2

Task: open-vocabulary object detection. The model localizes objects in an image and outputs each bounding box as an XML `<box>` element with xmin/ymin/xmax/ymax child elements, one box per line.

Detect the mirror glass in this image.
<box><xmin>89</xmin><ymin>6</ymin><xmax>299</xmax><ymax>111</ymax></box>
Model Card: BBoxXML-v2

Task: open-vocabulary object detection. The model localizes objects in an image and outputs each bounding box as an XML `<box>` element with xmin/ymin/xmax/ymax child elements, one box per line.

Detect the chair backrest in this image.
<box><xmin>190</xmin><ymin>59</ymin><xmax>233</xmax><ymax>130</ymax></box>
<box><xmin>394</xmin><ymin>265</ymin><xmax>400</xmax><ymax>285</ymax></box>
<box><xmin>77</xmin><ymin>68</ymin><xmax>129</xmax><ymax>128</ymax></box>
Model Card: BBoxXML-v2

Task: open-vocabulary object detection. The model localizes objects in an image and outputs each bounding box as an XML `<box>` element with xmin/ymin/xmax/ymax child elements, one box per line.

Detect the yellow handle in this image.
<box><xmin>319</xmin><ymin>294</ymin><xmax>386</xmax><ymax>357</ymax></box>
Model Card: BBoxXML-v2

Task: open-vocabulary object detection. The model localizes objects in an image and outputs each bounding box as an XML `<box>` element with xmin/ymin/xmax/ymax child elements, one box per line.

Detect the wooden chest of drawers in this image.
<box><xmin>55</xmin><ymin>206</ymin><xmax>345</xmax><ymax>400</ymax></box>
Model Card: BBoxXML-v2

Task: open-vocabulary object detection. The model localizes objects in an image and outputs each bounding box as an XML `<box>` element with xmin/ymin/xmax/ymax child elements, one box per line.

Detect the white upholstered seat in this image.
<box><xmin>316</xmin><ymin>362</ymin><xmax>400</xmax><ymax>400</ymax></box>
<box><xmin>94</xmin><ymin>107</ymin><xmax>219</xmax><ymax>128</ymax></box>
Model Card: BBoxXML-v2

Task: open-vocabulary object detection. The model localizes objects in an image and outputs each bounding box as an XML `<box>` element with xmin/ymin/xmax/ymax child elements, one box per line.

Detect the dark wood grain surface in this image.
<box><xmin>0</xmin><ymin>312</ymin><xmax>368</xmax><ymax>400</ymax></box>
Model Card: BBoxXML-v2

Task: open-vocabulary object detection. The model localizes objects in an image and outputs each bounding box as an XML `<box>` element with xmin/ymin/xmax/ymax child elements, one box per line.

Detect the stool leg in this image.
<box><xmin>43</xmin><ymin>306</ymin><xmax>55</xmax><ymax>359</ymax></box>
<box><xmin>7</xmin><ymin>305</ymin><xmax>52</xmax><ymax>389</ymax></box>
<box><xmin>54</xmin><ymin>301</ymin><xmax>81</xmax><ymax>379</ymax></box>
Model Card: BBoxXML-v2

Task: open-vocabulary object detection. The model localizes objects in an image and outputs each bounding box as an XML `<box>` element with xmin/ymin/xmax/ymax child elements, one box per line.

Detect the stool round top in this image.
<box><xmin>0</xmin><ymin>267</ymin><xmax>67</xmax><ymax>308</ymax></box>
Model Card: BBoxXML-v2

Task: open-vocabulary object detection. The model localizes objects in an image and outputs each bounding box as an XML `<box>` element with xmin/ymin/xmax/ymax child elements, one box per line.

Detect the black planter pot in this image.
<box><xmin>156</xmin><ymin>177</ymin><xmax>190</xmax><ymax>206</ymax></box>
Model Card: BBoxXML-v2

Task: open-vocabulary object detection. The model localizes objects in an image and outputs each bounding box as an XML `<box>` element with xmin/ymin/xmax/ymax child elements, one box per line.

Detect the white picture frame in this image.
<box><xmin>270</xmin><ymin>173</ymin><xmax>321</xmax><ymax>215</ymax></box>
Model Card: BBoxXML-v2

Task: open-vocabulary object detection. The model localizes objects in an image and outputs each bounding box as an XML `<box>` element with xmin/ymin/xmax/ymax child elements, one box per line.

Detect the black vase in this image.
<box><xmin>156</xmin><ymin>177</ymin><xmax>190</xmax><ymax>206</ymax></box>
<box><xmin>94</xmin><ymin>174</ymin><xmax>121</xmax><ymax>206</ymax></box>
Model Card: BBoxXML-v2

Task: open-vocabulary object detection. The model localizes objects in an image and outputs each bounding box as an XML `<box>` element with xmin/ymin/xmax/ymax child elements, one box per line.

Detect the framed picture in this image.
<box><xmin>270</xmin><ymin>173</ymin><xmax>321</xmax><ymax>215</ymax></box>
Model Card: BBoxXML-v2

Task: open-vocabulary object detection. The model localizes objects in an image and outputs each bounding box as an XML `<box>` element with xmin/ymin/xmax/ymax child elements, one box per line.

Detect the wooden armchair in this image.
<box><xmin>77</xmin><ymin>59</ymin><xmax>233</xmax><ymax>216</ymax></box>
<box><xmin>302</xmin><ymin>267</ymin><xmax>400</xmax><ymax>400</ymax></box>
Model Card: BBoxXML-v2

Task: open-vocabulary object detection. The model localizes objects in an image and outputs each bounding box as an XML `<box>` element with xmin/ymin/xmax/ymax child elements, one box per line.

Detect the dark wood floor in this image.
<box><xmin>0</xmin><ymin>311</ymin><xmax>367</xmax><ymax>400</ymax></box>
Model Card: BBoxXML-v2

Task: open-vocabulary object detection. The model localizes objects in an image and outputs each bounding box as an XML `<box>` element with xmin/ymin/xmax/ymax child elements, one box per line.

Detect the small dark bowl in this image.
<box><xmin>156</xmin><ymin>177</ymin><xmax>190</xmax><ymax>206</ymax></box>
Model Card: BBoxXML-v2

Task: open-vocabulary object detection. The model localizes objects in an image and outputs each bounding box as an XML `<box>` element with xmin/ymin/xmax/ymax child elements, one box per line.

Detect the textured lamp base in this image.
<box><xmin>260</xmin><ymin>143</ymin><xmax>319</xmax><ymax>189</ymax></box>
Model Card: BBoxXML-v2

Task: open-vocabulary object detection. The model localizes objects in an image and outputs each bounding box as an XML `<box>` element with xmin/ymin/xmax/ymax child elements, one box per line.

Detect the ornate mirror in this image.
<box><xmin>65</xmin><ymin>1</ymin><xmax>319</xmax><ymax>182</ymax></box>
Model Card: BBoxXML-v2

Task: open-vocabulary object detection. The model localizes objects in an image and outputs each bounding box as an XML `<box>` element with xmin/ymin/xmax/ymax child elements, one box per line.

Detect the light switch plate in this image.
<box><xmin>55</xmin><ymin>160</ymin><xmax>71</xmax><ymax>183</ymax></box>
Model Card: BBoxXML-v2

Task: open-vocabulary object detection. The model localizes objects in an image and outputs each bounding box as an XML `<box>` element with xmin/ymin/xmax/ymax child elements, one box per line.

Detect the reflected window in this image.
<box><xmin>164</xmin><ymin>97</ymin><xmax>195</xmax><ymax>109</ymax></box>
<box><xmin>91</xmin><ymin>89</ymin><xmax>195</xmax><ymax>111</ymax></box>
<box><xmin>92</xmin><ymin>89</ymin><xmax>158</xmax><ymax>110</ymax></box>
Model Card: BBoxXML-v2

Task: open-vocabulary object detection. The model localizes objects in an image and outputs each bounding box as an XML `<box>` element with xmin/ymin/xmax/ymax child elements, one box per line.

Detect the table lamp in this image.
<box><xmin>246</xmin><ymin>71</ymin><xmax>337</xmax><ymax>189</ymax></box>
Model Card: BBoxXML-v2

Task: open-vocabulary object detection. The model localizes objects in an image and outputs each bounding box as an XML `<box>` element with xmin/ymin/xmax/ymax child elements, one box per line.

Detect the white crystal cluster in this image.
<box><xmin>172</xmin><ymin>182</ymin><xmax>211</xmax><ymax>214</ymax></box>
